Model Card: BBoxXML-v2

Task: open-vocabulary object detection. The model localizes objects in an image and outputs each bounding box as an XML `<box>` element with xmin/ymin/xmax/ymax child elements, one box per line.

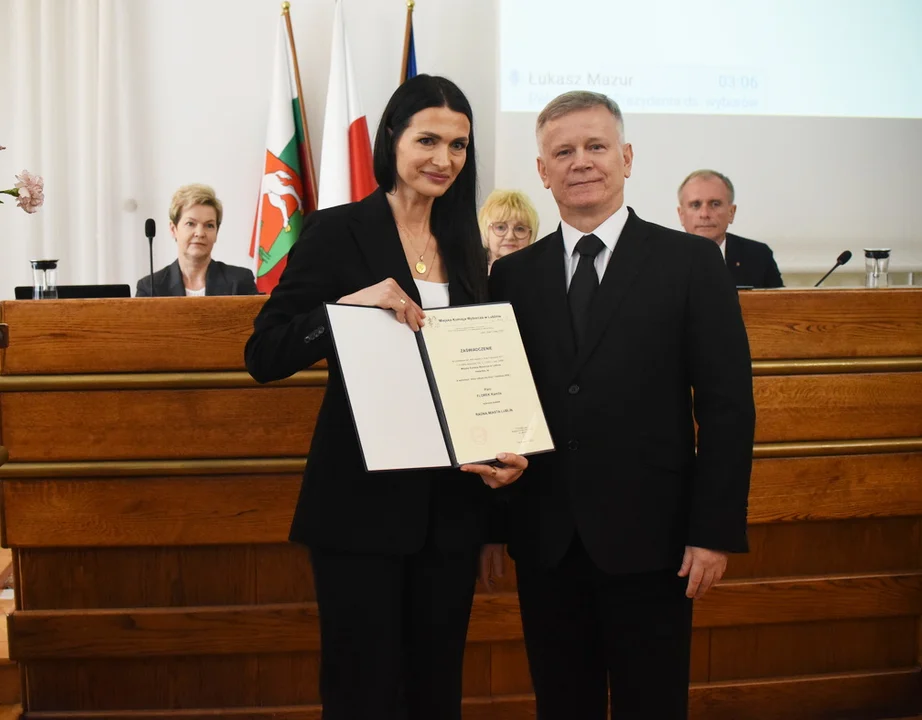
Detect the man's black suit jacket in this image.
<box><xmin>245</xmin><ymin>189</ymin><xmax>491</xmax><ymax>555</ymax></box>
<box><xmin>489</xmin><ymin>209</ymin><xmax>756</xmax><ymax>575</ymax></box>
<box><xmin>136</xmin><ymin>259</ymin><xmax>258</xmax><ymax>296</ymax></box>
<box><xmin>724</xmin><ymin>233</ymin><xmax>783</xmax><ymax>288</ymax></box>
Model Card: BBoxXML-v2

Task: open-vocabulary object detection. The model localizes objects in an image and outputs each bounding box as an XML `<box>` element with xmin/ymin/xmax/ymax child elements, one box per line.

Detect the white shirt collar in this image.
<box><xmin>561</xmin><ymin>204</ymin><xmax>630</xmax><ymax>258</ymax></box>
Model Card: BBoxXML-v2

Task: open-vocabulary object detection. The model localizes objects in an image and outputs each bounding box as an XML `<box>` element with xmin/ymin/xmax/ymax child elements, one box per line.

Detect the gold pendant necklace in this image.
<box><xmin>397</xmin><ymin>221</ymin><xmax>434</xmax><ymax>276</ymax></box>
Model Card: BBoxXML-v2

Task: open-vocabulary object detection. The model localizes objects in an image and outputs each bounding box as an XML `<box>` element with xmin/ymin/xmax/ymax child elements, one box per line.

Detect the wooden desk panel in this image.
<box><xmin>753</xmin><ymin>372</ymin><xmax>922</xmax><ymax>442</ymax></box>
<box><xmin>742</xmin><ymin>289</ymin><xmax>922</xmax><ymax>359</ymax></box>
<box><xmin>0</xmin><ymin>387</ymin><xmax>320</xmax><ymax>462</ymax></box>
<box><xmin>0</xmin><ymin>297</ymin><xmax>263</xmax><ymax>375</ymax></box>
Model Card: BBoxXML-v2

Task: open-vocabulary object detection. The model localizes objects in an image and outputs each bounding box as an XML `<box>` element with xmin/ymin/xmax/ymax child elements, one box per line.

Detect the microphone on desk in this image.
<box><xmin>814</xmin><ymin>250</ymin><xmax>852</xmax><ymax>287</ymax></box>
<box><xmin>145</xmin><ymin>218</ymin><xmax>156</xmax><ymax>297</ymax></box>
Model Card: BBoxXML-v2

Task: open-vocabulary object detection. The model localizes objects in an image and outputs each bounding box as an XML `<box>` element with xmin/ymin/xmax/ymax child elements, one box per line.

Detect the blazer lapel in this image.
<box><xmin>164</xmin><ymin>260</ymin><xmax>185</xmax><ymax>297</ymax></box>
<box><xmin>573</xmin><ymin>209</ymin><xmax>653</xmax><ymax>372</ymax></box>
<box><xmin>350</xmin><ymin>189</ymin><xmax>422</xmax><ymax>306</ymax></box>
<box><xmin>533</xmin><ymin>228</ymin><xmax>577</xmax><ymax>368</ymax></box>
<box><xmin>724</xmin><ymin>234</ymin><xmax>740</xmax><ymax>271</ymax></box>
<box><xmin>204</xmin><ymin>261</ymin><xmax>224</xmax><ymax>296</ymax></box>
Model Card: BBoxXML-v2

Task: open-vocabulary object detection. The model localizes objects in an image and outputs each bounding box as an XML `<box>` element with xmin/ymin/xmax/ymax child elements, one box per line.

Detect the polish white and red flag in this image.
<box><xmin>318</xmin><ymin>0</ymin><xmax>376</xmax><ymax>209</ymax></box>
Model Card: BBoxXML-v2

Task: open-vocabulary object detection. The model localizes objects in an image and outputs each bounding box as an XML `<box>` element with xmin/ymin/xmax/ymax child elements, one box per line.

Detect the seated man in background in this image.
<box><xmin>478</xmin><ymin>189</ymin><xmax>540</xmax><ymax>273</ymax></box>
<box><xmin>136</xmin><ymin>183</ymin><xmax>258</xmax><ymax>297</ymax></box>
<box><xmin>677</xmin><ymin>170</ymin><xmax>783</xmax><ymax>288</ymax></box>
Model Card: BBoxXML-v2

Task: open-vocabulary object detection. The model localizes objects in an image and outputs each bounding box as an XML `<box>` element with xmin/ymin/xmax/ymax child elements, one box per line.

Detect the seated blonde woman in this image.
<box><xmin>136</xmin><ymin>183</ymin><xmax>258</xmax><ymax>297</ymax></box>
<box><xmin>478</xmin><ymin>189</ymin><xmax>539</xmax><ymax>273</ymax></box>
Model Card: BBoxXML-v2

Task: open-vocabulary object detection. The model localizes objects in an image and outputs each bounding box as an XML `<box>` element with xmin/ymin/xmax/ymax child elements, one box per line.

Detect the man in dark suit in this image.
<box><xmin>677</xmin><ymin>169</ymin><xmax>783</xmax><ymax>288</ymax></box>
<box><xmin>489</xmin><ymin>92</ymin><xmax>755</xmax><ymax>719</ymax></box>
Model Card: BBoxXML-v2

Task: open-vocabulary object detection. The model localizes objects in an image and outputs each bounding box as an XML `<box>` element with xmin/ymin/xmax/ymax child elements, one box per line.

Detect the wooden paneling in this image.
<box><xmin>1</xmin><ymin>476</ymin><xmax>300</xmax><ymax>548</ymax></box>
<box><xmin>688</xmin><ymin>668</ymin><xmax>922</xmax><ymax>720</ymax></box>
<box><xmin>0</xmin><ymin>297</ymin><xmax>264</xmax><ymax>375</ymax></box>
<box><xmin>468</xmin><ymin>594</ymin><xmax>524</xmax><ymax>643</ymax></box>
<box><xmin>254</xmin><ymin>654</ymin><xmax>320</xmax><ymax>706</ymax></box>
<box><xmin>740</xmin><ymin>289</ymin><xmax>922</xmax><ymax>359</ymax></box>
<box><xmin>753</xmin><ymin>373</ymin><xmax>922</xmax><ymax>442</ymax></box>
<box><xmin>5</xmin><ymin>456</ymin><xmax>918</xmax><ymax>550</ymax></box>
<box><xmin>0</xmin><ymin>458</ymin><xmax>308</xmax><ymax>479</ymax></box>
<box><xmin>15</xmin><ymin>547</ymin><xmax>262</xmax><ymax>610</ymax></box>
<box><xmin>725</xmin><ymin>517</ymin><xmax>922</xmax><ymax>580</ymax></box>
<box><xmin>0</xmin><ymin>660</ymin><xmax>20</xmax><ymax>705</ymax></box>
<box><xmin>2</xmin><ymin>291</ymin><xmax>921</xmax><ymax>719</ymax></box>
<box><xmin>21</xmin><ymin>710</ymin><xmax>321</xmax><ymax>720</ymax></box>
<box><xmin>254</xmin><ymin>544</ymin><xmax>315</xmax><ymax>605</ymax></box>
<box><xmin>7</xmin><ymin>456</ymin><xmax>917</xmax><ymax>553</ymax></box>
<box><xmin>752</xmin><ymin>357</ymin><xmax>922</xmax><ymax>376</ymax></box>
<box><xmin>752</xmin><ymin>438</ymin><xmax>922</xmax><ymax>459</ymax></box>
<box><xmin>709</xmin><ymin>617</ymin><xmax>918</xmax><ymax>681</ymax></box>
<box><xmin>24</xmin><ymin>657</ymin><xmax>260</xmax><ymax>711</ymax></box>
<box><xmin>11</xmin><ymin>573</ymin><xmax>916</xmax><ymax>660</ymax></box>
<box><xmin>690</xmin><ymin>629</ymin><xmax>710</xmax><ymax>683</ymax></box>
<box><xmin>16</xmin><ymin>668</ymin><xmax>922</xmax><ymax>719</ymax></box>
<box><xmin>9</xmin><ymin>605</ymin><xmax>321</xmax><ymax>659</ymax></box>
<box><xmin>463</xmin><ymin>644</ymin><xmax>493</xmax><ymax>697</ymax></box>
<box><xmin>748</xmin><ymin>453</ymin><xmax>922</xmax><ymax>523</ymax></box>
<box><xmin>694</xmin><ymin>572</ymin><xmax>922</xmax><ymax>628</ymax></box>
<box><xmin>0</xmin><ymin>388</ymin><xmax>320</xmax><ymax>462</ymax></box>
<box><xmin>0</xmin><ymin>370</ymin><xmax>324</xmax><ymax>392</ymax></box>
<box><xmin>489</xmin><ymin>642</ymin><xmax>531</xmax><ymax>696</ymax></box>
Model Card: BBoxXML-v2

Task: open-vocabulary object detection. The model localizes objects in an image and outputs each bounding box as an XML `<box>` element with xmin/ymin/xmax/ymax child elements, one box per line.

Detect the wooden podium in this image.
<box><xmin>0</xmin><ymin>290</ymin><xmax>920</xmax><ymax>719</ymax></box>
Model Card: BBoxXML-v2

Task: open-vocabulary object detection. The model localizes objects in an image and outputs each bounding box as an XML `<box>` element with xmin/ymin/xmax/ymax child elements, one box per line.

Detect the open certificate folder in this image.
<box><xmin>324</xmin><ymin>302</ymin><xmax>555</xmax><ymax>472</ymax></box>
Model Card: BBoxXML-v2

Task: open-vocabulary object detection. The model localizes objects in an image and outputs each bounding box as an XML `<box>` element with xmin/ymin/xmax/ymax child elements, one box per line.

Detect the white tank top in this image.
<box><xmin>414</xmin><ymin>279</ymin><xmax>450</xmax><ymax>309</ymax></box>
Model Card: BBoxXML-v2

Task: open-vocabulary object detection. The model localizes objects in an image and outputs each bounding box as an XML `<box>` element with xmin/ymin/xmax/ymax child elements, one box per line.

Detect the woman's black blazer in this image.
<box><xmin>245</xmin><ymin>189</ymin><xmax>491</xmax><ymax>554</ymax></box>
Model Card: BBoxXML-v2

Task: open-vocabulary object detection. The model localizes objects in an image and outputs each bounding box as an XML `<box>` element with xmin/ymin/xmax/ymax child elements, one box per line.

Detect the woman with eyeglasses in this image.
<box><xmin>478</xmin><ymin>189</ymin><xmax>540</xmax><ymax>273</ymax></box>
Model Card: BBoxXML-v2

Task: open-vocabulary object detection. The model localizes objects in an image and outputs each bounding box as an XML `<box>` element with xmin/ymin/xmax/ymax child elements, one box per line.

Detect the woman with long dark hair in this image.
<box><xmin>245</xmin><ymin>74</ymin><xmax>525</xmax><ymax>719</ymax></box>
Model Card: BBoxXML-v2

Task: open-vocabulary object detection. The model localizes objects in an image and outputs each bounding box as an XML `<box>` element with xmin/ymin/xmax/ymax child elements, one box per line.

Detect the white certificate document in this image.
<box><xmin>325</xmin><ymin>302</ymin><xmax>554</xmax><ymax>472</ymax></box>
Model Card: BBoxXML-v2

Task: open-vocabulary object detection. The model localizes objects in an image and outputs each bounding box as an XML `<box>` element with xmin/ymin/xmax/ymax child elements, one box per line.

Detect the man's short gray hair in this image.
<box><xmin>536</xmin><ymin>91</ymin><xmax>625</xmax><ymax>144</ymax></box>
<box><xmin>677</xmin><ymin>170</ymin><xmax>736</xmax><ymax>204</ymax></box>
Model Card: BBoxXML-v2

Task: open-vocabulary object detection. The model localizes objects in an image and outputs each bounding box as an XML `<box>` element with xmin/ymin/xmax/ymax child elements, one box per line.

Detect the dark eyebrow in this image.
<box><xmin>417</xmin><ymin>131</ymin><xmax>468</xmax><ymax>143</ymax></box>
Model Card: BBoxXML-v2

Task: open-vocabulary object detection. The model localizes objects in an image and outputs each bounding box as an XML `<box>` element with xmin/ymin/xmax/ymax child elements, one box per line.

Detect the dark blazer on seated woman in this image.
<box><xmin>245</xmin><ymin>188</ymin><xmax>491</xmax><ymax>554</ymax></box>
<box><xmin>136</xmin><ymin>259</ymin><xmax>258</xmax><ymax>297</ymax></box>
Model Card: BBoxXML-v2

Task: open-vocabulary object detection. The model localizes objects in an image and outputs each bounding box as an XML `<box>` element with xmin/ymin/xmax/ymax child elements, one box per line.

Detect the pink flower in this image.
<box><xmin>14</xmin><ymin>170</ymin><xmax>44</xmax><ymax>214</ymax></box>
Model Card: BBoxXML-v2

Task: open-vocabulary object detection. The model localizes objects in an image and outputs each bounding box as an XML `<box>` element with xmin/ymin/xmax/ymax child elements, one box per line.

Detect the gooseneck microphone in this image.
<box><xmin>814</xmin><ymin>250</ymin><xmax>852</xmax><ymax>287</ymax></box>
<box><xmin>145</xmin><ymin>218</ymin><xmax>156</xmax><ymax>296</ymax></box>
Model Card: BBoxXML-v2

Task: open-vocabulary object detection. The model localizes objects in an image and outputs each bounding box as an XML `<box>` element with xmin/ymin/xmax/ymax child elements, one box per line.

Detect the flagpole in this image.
<box><xmin>282</xmin><ymin>1</ymin><xmax>318</xmax><ymax>208</ymax></box>
<box><xmin>400</xmin><ymin>0</ymin><xmax>415</xmax><ymax>84</ymax></box>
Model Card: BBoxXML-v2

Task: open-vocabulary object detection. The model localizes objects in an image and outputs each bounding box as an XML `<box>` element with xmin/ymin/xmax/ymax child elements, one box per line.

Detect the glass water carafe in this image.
<box><xmin>863</xmin><ymin>249</ymin><xmax>891</xmax><ymax>289</ymax></box>
<box><xmin>30</xmin><ymin>259</ymin><xmax>59</xmax><ymax>299</ymax></box>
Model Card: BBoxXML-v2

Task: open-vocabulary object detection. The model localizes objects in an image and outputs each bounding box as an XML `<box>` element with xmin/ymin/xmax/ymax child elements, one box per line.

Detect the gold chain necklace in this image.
<box><xmin>397</xmin><ymin>222</ymin><xmax>434</xmax><ymax>275</ymax></box>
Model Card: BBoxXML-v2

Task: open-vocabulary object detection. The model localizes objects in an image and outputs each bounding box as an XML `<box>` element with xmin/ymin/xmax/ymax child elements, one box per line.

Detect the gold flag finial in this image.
<box><xmin>407</xmin><ymin>0</ymin><xmax>415</xmax><ymax>10</ymax></box>
<box><xmin>281</xmin><ymin>1</ymin><xmax>290</xmax><ymax>13</ymax></box>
